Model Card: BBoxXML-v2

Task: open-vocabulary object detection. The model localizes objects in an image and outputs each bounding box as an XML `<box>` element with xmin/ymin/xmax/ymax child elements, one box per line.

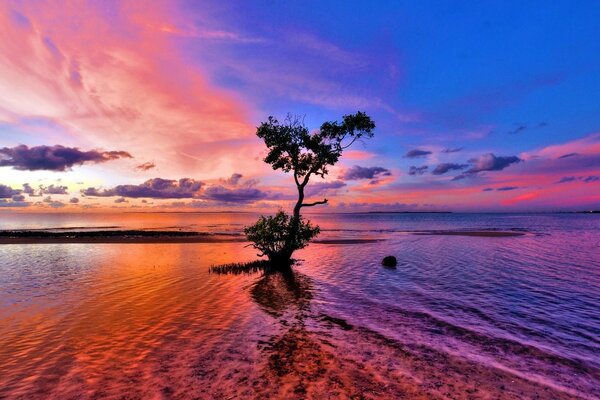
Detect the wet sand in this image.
<box><xmin>412</xmin><ymin>230</ymin><xmax>527</xmax><ymax>237</ymax></box>
<box><xmin>0</xmin><ymin>229</ymin><xmax>526</xmax><ymax>244</ymax></box>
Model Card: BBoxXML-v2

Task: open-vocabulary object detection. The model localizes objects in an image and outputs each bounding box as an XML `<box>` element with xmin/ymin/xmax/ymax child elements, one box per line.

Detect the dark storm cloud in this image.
<box><xmin>431</xmin><ymin>163</ymin><xmax>468</xmax><ymax>175</ymax></box>
<box><xmin>0</xmin><ymin>145</ymin><xmax>132</xmax><ymax>171</ymax></box>
<box><xmin>201</xmin><ymin>185</ymin><xmax>268</xmax><ymax>203</ymax></box>
<box><xmin>0</xmin><ymin>184</ymin><xmax>21</xmax><ymax>198</ymax></box>
<box><xmin>340</xmin><ymin>165</ymin><xmax>391</xmax><ymax>181</ymax></box>
<box><xmin>82</xmin><ymin>178</ymin><xmax>203</xmax><ymax>199</ymax></box>
<box><xmin>408</xmin><ymin>165</ymin><xmax>428</xmax><ymax>176</ymax></box>
<box><xmin>305</xmin><ymin>180</ymin><xmax>346</xmax><ymax>197</ymax></box>
<box><xmin>404</xmin><ymin>149</ymin><xmax>432</xmax><ymax>158</ymax></box>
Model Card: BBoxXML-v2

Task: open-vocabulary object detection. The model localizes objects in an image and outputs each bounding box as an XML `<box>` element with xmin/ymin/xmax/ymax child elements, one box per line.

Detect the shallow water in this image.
<box><xmin>0</xmin><ymin>212</ymin><xmax>598</xmax><ymax>398</ymax></box>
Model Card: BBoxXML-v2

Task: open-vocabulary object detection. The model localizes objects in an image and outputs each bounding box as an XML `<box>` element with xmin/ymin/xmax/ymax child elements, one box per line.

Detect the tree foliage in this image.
<box><xmin>257</xmin><ymin>111</ymin><xmax>375</xmax><ymax>184</ymax></box>
<box><xmin>246</xmin><ymin>111</ymin><xmax>375</xmax><ymax>267</ymax></box>
<box><xmin>244</xmin><ymin>211</ymin><xmax>320</xmax><ymax>265</ymax></box>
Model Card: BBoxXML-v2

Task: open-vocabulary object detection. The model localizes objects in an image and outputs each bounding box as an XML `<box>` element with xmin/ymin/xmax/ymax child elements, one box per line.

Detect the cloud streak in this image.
<box><xmin>404</xmin><ymin>149</ymin><xmax>432</xmax><ymax>158</ymax></box>
<box><xmin>0</xmin><ymin>145</ymin><xmax>131</xmax><ymax>171</ymax></box>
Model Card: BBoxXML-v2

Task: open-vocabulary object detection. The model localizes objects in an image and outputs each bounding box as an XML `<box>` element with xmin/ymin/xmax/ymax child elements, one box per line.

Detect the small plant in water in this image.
<box><xmin>244</xmin><ymin>211</ymin><xmax>320</xmax><ymax>266</ymax></box>
<box><xmin>246</xmin><ymin>111</ymin><xmax>375</xmax><ymax>269</ymax></box>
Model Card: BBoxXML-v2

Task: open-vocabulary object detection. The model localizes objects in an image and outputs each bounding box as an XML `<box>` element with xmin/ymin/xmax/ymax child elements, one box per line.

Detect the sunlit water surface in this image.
<box><xmin>0</xmin><ymin>212</ymin><xmax>598</xmax><ymax>399</ymax></box>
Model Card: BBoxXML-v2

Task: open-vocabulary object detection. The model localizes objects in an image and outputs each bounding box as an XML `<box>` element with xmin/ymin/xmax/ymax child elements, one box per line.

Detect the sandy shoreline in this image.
<box><xmin>0</xmin><ymin>229</ymin><xmax>527</xmax><ymax>244</ymax></box>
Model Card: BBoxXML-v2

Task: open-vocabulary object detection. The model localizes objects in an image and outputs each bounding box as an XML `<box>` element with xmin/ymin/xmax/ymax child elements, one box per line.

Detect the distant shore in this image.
<box><xmin>0</xmin><ymin>229</ymin><xmax>527</xmax><ymax>244</ymax></box>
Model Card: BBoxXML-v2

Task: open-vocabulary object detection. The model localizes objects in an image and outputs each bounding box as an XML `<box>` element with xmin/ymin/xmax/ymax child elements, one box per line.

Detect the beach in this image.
<box><xmin>0</xmin><ymin>212</ymin><xmax>598</xmax><ymax>399</ymax></box>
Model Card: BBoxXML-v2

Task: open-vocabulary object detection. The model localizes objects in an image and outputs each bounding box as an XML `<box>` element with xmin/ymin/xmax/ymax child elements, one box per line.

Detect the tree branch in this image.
<box><xmin>301</xmin><ymin>198</ymin><xmax>328</xmax><ymax>207</ymax></box>
<box><xmin>300</xmin><ymin>169</ymin><xmax>313</xmax><ymax>188</ymax></box>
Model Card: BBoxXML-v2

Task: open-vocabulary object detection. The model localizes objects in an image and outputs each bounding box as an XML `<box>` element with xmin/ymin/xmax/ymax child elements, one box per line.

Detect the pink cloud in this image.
<box><xmin>501</xmin><ymin>192</ymin><xmax>539</xmax><ymax>206</ymax></box>
<box><xmin>0</xmin><ymin>1</ymin><xmax>257</xmax><ymax>178</ymax></box>
<box><xmin>343</xmin><ymin>150</ymin><xmax>376</xmax><ymax>161</ymax></box>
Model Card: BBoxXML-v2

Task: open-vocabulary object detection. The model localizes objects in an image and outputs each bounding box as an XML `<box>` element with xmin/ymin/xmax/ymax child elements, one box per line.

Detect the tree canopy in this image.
<box><xmin>246</xmin><ymin>111</ymin><xmax>376</xmax><ymax>268</ymax></box>
<box><xmin>257</xmin><ymin>111</ymin><xmax>375</xmax><ymax>187</ymax></box>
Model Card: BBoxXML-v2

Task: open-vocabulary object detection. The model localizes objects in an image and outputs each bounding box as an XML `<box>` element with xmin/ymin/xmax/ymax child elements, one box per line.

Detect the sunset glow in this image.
<box><xmin>1</xmin><ymin>1</ymin><xmax>599</xmax><ymax>211</ymax></box>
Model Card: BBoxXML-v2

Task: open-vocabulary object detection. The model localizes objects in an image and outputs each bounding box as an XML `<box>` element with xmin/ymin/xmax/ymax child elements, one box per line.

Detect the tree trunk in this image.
<box><xmin>293</xmin><ymin>184</ymin><xmax>304</xmax><ymax>220</ymax></box>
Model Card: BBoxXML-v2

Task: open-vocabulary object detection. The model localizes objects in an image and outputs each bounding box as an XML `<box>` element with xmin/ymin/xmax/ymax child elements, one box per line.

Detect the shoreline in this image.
<box><xmin>0</xmin><ymin>229</ymin><xmax>527</xmax><ymax>244</ymax></box>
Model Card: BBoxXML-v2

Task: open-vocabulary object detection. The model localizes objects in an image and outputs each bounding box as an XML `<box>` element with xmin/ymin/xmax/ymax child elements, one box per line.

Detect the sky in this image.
<box><xmin>0</xmin><ymin>0</ymin><xmax>599</xmax><ymax>212</ymax></box>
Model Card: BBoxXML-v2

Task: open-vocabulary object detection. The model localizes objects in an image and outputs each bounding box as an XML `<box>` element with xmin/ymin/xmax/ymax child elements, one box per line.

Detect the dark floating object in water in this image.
<box><xmin>381</xmin><ymin>256</ymin><xmax>397</xmax><ymax>267</ymax></box>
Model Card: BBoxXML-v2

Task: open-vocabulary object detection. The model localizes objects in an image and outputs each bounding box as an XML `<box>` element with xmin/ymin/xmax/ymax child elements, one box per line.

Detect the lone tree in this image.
<box><xmin>245</xmin><ymin>112</ymin><xmax>375</xmax><ymax>268</ymax></box>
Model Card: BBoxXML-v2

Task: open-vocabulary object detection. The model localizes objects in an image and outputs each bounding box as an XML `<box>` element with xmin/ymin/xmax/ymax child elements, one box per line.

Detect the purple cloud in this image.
<box><xmin>404</xmin><ymin>149</ymin><xmax>432</xmax><ymax>158</ymax></box>
<box><xmin>556</xmin><ymin>176</ymin><xmax>576</xmax><ymax>183</ymax></box>
<box><xmin>82</xmin><ymin>178</ymin><xmax>203</xmax><ymax>199</ymax></box>
<box><xmin>507</xmin><ymin>122</ymin><xmax>547</xmax><ymax>135</ymax></box>
<box><xmin>22</xmin><ymin>183</ymin><xmax>36</xmax><ymax>195</ymax></box>
<box><xmin>42</xmin><ymin>196</ymin><xmax>65</xmax><ymax>208</ymax></box>
<box><xmin>40</xmin><ymin>184</ymin><xmax>69</xmax><ymax>195</ymax></box>
<box><xmin>0</xmin><ymin>184</ymin><xmax>21</xmax><ymax>198</ymax></box>
<box><xmin>135</xmin><ymin>162</ymin><xmax>156</xmax><ymax>171</ymax></box>
<box><xmin>0</xmin><ymin>199</ymin><xmax>30</xmax><ymax>208</ymax></box>
<box><xmin>432</xmin><ymin>163</ymin><xmax>468</xmax><ymax>175</ymax></box>
<box><xmin>201</xmin><ymin>185</ymin><xmax>268</xmax><ymax>203</ymax></box>
<box><xmin>222</xmin><ymin>173</ymin><xmax>244</xmax><ymax>185</ymax></box>
<box><xmin>340</xmin><ymin>165</ymin><xmax>391</xmax><ymax>181</ymax></box>
<box><xmin>496</xmin><ymin>186</ymin><xmax>519</xmax><ymax>191</ymax></box>
<box><xmin>558</xmin><ymin>153</ymin><xmax>579</xmax><ymax>159</ymax></box>
<box><xmin>442</xmin><ymin>147</ymin><xmax>463</xmax><ymax>153</ymax></box>
<box><xmin>408</xmin><ymin>165</ymin><xmax>428</xmax><ymax>175</ymax></box>
<box><xmin>466</xmin><ymin>153</ymin><xmax>521</xmax><ymax>174</ymax></box>
<box><xmin>0</xmin><ymin>145</ymin><xmax>132</xmax><ymax>171</ymax></box>
<box><xmin>305</xmin><ymin>180</ymin><xmax>346</xmax><ymax>197</ymax></box>
<box><xmin>556</xmin><ymin>175</ymin><xmax>599</xmax><ymax>184</ymax></box>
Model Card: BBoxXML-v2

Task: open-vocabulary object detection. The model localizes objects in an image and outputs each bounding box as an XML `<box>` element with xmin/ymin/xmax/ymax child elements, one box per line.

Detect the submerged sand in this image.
<box><xmin>197</xmin><ymin>271</ymin><xmax>595</xmax><ymax>399</ymax></box>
